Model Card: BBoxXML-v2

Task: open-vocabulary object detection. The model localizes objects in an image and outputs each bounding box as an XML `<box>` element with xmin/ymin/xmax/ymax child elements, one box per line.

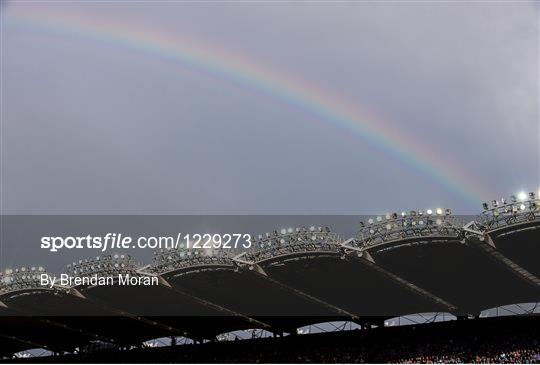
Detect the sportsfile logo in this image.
<box><xmin>40</xmin><ymin>233</ymin><xmax>253</xmax><ymax>252</ymax></box>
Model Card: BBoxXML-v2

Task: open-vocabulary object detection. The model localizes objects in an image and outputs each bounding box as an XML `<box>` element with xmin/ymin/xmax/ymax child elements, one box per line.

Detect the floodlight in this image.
<box><xmin>520</xmin><ymin>204</ymin><xmax>526</xmax><ymax>211</ymax></box>
<box><xmin>518</xmin><ymin>192</ymin><xmax>527</xmax><ymax>201</ymax></box>
<box><xmin>427</xmin><ymin>209</ymin><xmax>433</xmax><ymax>215</ymax></box>
<box><xmin>401</xmin><ymin>212</ymin><xmax>406</xmax><ymax>217</ymax></box>
<box><xmin>287</xmin><ymin>227</ymin><xmax>293</xmax><ymax>233</ymax></box>
<box><xmin>436</xmin><ymin>208</ymin><xmax>443</xmax><ymax>215</ymax></box>
<box><xmin>280</xmin><ymin>229</ymin><xmax>287</xmax><ymax>235</ymax></box>
<box><xmin>368</xmin><ymin>218</ymin><xmax>374</xmax><ymax>224</ymax></box>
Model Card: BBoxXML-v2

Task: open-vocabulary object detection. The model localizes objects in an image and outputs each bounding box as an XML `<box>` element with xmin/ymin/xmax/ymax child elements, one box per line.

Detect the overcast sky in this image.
<box><xmin>1</xmin><ymin>1</ymin><xmax>539</xmax><ymax>215</ymax></box>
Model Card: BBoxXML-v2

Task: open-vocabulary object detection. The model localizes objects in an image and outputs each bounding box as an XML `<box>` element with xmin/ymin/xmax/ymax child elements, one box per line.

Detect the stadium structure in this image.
<box><xmin>0</xmin><ymin>191</ymin><xmax>539</xmax><ymax>361</ymax></box>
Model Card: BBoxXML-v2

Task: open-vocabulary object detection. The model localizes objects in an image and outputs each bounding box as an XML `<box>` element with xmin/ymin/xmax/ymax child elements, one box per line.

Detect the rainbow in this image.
<box><xmin>4</xmin><ymin>9</ymin><xmax>490</xmax><ymax>206</ymax></box>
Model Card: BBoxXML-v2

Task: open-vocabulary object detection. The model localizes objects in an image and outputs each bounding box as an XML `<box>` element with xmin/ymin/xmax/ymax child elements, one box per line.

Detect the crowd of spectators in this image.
<box><xmin>381</xmin><ymin>331</ymin><xmax>540</xmax><ymax>363</ymax></box>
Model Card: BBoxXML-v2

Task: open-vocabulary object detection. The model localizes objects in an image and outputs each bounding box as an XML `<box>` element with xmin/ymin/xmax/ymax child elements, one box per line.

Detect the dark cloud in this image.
<box><xmin>1</xmin><ymin>2</ymin><xmax>538</xmax><ymax>215</ymax></box>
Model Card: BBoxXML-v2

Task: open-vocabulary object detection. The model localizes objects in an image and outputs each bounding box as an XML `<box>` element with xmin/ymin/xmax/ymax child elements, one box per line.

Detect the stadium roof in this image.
<box><xmin>1</xmin><ymin>192</ymin><xmax>539</xmax><ymax>356</ymax></box>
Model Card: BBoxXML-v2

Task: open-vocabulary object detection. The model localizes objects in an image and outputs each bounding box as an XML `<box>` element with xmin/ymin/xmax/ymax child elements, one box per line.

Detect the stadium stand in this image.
<box><xmin>5</xmin><ymin>316</ymin><xmax>539</xmax><ymax>363</ymax></box>
<box><xmin>1</xmin><ymin>190</ymin><xmax>539</xmax><ymax>362</ymax></box>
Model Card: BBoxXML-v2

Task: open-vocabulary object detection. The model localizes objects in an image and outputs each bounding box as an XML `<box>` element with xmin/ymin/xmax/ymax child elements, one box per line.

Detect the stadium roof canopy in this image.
<box><xmin>1</xmin><ymin>192</ymin><xmax>539</xmax><ymax>357</ymax></box>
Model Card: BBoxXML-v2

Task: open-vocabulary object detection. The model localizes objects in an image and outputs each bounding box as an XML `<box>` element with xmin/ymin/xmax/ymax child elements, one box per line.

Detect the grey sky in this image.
<box><xmin>1</xmin><ymin>1</ymin><xmax>539</xmax><ymax>214</ymax></box>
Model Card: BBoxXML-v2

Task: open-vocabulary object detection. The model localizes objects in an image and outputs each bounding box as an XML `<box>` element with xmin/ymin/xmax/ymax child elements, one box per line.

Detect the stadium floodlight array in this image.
<box><xmin>151</xmin><ymin>246</ymin><xmax>232</xmax><ymax>274</ymax></box>
<box><xmin>481</xmin><ymin>190</ymin><xmax>540</xmax><ymax>230</ymax></box>
<box><xmin>242</xmin><ymin>226</ymin><xmax>341</xmax><ymax>263</ymax></box>
<box><xmin>66</xmin><ymin>254</ymin><xmax>137</xmax><ymax>277</ymax></box>
<box><xmin>0</xmin><ymin>266</ymin><xmax>50</xmax><ymax>295</ymax></box>
<box><xmin>357</xmin><ymin>208</ymin><xmax>463</xmax><ymax>248</ymax></box>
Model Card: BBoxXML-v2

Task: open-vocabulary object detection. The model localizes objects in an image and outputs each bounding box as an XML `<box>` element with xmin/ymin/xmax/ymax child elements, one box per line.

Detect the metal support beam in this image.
<box><xmin>159</xmin><ymin>275</ymin><xmax>272</xmax><ymax>330</ymax></box>
<box><xmin>0</xmin><ymin>332</ymin><xmax>51</xmax><ymax>354</ymax></box>
<box><xmin>0</xmin><ymin>298</ymin><xmax>117</xmax><ymax>346</ymax></box>
<box><xmin>243</xmin><ymin>267</ymin><xmax>358</xmax><ymax>319</ymax></box>
<box><xmin>472</xmin><ymin>235</ymin><xmax>540</xmax><ymax>288</ymax></box>
<box><xmin>348</xmin><ymin>252</ymin><xmax>458</xmax><ymax>313</ymax></box>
